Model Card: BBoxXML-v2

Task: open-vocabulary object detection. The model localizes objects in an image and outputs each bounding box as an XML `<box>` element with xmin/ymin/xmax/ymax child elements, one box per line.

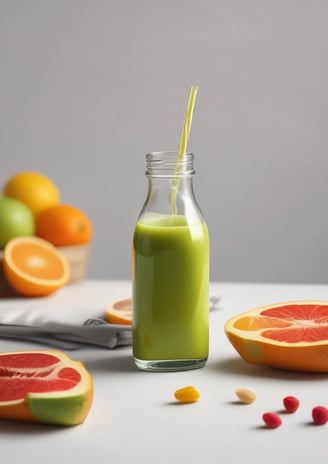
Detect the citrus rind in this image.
<box><xmin>105</xmin><ymin>298</ymin><xmax>132</xmax><ymax>325</ymax></box>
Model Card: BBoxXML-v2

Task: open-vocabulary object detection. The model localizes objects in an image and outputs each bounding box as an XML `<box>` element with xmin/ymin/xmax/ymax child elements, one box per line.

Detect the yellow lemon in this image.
<box><xmin>3</xmin><ymin>171</ymin><xmax>60</xmax><ymax>218</ymax></box>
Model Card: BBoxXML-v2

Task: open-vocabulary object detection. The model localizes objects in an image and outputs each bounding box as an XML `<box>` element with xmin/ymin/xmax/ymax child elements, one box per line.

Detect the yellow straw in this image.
<box><xmin>170</xmin><ymin>85</ymin><xmax>198</xmax><ymax>213</ymax></box>
<box><xmin>177</xmin><ymin>85</ymin><xmax>198</xmax><ymax>163</ymax></box>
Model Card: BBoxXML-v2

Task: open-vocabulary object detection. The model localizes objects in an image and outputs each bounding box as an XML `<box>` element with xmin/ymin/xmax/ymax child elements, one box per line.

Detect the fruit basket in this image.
<box><xmin>57</xmin><ymin>243</ymin><xmax>90</xmax><ymax>283</ymax></box>
<box><xmin>0</xmin><ymin>171</ymin><xmax>92</xmax><ymax>297</ymax></box>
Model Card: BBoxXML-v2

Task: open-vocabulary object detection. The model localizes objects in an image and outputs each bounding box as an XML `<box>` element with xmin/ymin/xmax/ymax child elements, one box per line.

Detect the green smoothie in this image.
<box><xmin>132</xmin><ymin>213</ymin><xmax>209</xmax><ymax>365</ymax></box>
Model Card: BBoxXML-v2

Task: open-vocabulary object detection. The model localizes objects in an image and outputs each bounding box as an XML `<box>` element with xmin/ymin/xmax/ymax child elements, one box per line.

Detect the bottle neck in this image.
<box><xmin>140</xmin><ymin>151</ymin><xmax>203</xmax><ymax>219</ymax></box>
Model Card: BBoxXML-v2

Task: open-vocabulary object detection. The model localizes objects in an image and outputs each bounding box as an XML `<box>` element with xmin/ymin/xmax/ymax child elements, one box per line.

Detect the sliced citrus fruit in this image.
<box><xmin>224</xmin><ymin>301</ymin><xmax>328</xmax><ymax>373</ymax></box>
<box><xmin>3</xmin><ymin>236</ymin><xmax>70</xmax><ymax>297</ymax></box>
<box><xmin>0</xmin><ymin>350</ymin><xmax>93</xmax><ymax>425</ymax></box>
<box><xmin>105</xmin><ymin>298</ymin><xmax>132</xmax><ymax>325</ymax></box>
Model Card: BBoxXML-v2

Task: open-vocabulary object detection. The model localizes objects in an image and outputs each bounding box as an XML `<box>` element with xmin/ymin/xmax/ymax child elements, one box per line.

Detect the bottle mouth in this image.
<box><xmin>145</xmin><ymin>151</ymin><xmax>195</xmax><ymax>177</ymax></box>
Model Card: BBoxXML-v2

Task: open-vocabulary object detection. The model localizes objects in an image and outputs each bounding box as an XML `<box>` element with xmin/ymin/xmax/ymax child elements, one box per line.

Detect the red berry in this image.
<box><xmin>283</xmin><ymin>396</ymin><xmax>300</xmax><ymax>413</ymax></box>
<box><xmin>262</xmin><ymin>412</ymin><xmax>282</xmax><ymax>429</ymax></box>
<box><xmin>312</xmin><ymin>406</ymin><xmax>328</xmax><ymax>425</ymax></box>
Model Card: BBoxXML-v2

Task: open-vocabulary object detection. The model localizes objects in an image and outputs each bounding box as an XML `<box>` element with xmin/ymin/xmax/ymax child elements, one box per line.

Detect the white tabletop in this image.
<box><xmin>0</xmin><ymin>280</ymin><xmax>327</xmax><ymax>464</ymax></box>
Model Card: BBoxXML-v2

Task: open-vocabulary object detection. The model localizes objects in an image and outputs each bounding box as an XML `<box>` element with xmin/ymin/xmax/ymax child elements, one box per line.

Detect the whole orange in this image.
<box><xmin>35</xmin><ymin>204</ymin><xmax>92</xmax><ymax>246</ymax></box>
<box><xmin>3</xmin><ymin>171</ymin><xmax>60</xmax><ymax>218</ymax></box>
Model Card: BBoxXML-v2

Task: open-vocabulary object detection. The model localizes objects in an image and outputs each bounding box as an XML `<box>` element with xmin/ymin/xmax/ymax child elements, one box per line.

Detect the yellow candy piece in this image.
<box><xmin>174</xmin><ymin>385</ymin><xmax>200</xmax><ymax>403</ymax></box>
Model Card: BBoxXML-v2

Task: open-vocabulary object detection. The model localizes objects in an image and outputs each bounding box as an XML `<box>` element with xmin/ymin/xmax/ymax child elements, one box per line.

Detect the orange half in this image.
<box><xmin>105</xmin><ymin>298</ymin><xmax>132</xmax><ymax>325</ymax></box>
<box><xmin>224</xmin><ymin>300</ymin><xmax>328</xmax><ymax>373</ymax></box>
<box><xmin>3</xmin><ymin>236</ymin><xmax>70</xmax><ymax>297</ymax></box>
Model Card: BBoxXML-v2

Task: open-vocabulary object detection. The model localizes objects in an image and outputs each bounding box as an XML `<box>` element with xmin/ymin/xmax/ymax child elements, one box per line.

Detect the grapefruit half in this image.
<box><xmin>224</xmin><ymin>301</ymin><xmax>328</xmax><ymax>373</ymax></box>
<box><xmin>0</xmin><ymin>350</ymin><xmax>93</xmax><ymax>425</ymax></box>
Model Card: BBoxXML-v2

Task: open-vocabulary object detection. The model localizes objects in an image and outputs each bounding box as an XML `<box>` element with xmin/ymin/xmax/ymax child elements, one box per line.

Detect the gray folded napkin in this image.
<box><xmin>0</xmin><ymin>321</ymin><xmax>132</xmax><ymax>350</ymax></box>
<box><xmin>0</xmin><ymin>280</ymin><xmax>132</xmax><ymax>350</ymax></box>
<box><xmin>0</xmin><ymin>280</ymin><xmax>221</xmax><ymax>350</ymax></box>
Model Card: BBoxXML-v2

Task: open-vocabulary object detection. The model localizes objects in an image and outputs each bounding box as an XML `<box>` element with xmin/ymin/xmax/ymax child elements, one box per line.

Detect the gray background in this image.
<box><xmin>1</xmin><ymin>0</ymin><xmax>327</xmax><ymax>284</ymax></box>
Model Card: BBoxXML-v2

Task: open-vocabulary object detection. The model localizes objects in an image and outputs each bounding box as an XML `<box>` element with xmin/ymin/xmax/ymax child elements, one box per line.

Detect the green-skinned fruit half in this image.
<box><xmin>0</xmin><ymin>350</ymin><xmax>93</xmax><ymax>426</ymax></box>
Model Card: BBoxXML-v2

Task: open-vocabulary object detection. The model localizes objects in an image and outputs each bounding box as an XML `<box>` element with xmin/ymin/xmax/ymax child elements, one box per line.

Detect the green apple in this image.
<box><xmin>0</xmin><ymin>196</ymin><xmax>35</xmax><ymax>248</ymax></box>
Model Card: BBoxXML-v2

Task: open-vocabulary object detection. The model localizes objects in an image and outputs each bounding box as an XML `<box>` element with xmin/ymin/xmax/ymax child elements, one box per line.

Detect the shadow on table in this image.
<box><xmin>83</xmin><ymin>353</ymin><xmax>137</xmax><ymax>373</ymax></box>
<box><xmin>0</xmin><ymin>418</ymin><xmax>68</xmax><ymax>435</ymax></box>
<box><xmin>210</xmin><ymin>356</ymin><xmax>328</xmax><ymax>381</ymax></box>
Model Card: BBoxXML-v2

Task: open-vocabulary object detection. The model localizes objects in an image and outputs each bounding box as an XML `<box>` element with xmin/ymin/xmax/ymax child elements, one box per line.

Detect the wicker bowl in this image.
<box><xmin>57</xmin><ymin>243</ymin><xmax>90</xmax><ymax>283</ymax></box>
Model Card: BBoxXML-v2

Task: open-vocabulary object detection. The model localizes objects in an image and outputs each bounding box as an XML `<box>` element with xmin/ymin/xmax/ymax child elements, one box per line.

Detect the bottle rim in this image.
<box><xmin>145</xmin><ymin>151</ymin><xmax>195</xmax><ymax>178</ymax></box>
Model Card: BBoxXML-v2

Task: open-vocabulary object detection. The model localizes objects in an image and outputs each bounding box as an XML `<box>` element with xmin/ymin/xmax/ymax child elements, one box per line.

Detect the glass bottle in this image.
<box><xmin>132</xmin><ymin>151</ymin><xmax>209</xmax><ymax>371</ymax></box>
